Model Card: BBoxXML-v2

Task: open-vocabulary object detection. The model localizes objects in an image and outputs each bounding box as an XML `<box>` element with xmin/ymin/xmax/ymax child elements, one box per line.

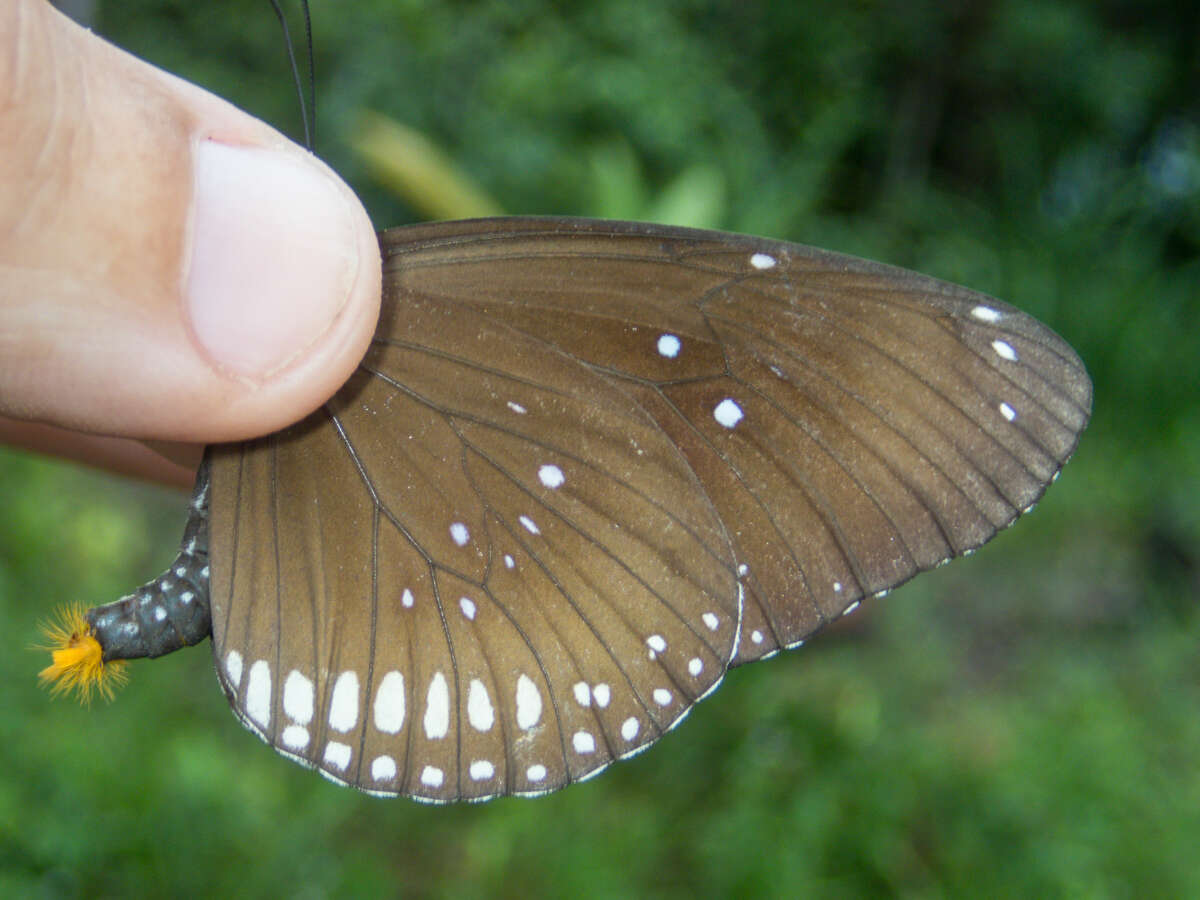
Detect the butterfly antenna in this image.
<box><xmin>267</xmin><ymin>0</ymin><xmax>316</xmax><ymax>150</ymax></box>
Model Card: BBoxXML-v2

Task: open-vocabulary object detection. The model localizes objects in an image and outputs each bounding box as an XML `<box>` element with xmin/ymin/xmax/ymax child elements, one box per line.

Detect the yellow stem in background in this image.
<box><xmin>352</xmin><ymin>111</ymin><xmax>505</xmax><ymax>222</ymax></box>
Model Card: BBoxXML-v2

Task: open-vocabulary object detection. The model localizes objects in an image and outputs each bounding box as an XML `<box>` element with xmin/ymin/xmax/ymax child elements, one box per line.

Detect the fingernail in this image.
<box><xmin>187</xmin><ymin>141</ymin><xmax>358</xmax><ymax>377</ymax></box>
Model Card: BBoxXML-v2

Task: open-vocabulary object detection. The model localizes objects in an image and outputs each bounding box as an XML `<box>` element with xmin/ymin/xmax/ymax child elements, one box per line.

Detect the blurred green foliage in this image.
<box><xmin>2</xmin><ymin>0</ymin><xmax>1197</xmax><ymax>896</ymax></box>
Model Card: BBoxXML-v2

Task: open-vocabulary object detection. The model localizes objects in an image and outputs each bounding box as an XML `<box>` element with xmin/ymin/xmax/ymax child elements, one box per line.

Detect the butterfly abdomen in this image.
<box><xmin>86</xmin><ymin>460</ymin><xmax>213</xmax><ymax>661</ymax></box>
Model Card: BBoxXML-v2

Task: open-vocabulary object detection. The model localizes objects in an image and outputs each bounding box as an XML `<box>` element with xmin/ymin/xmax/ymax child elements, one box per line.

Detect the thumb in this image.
<box><xmin>0</xmin><ymin>0</ymin><xmax>381</xmax><ymax>448</ymax></box>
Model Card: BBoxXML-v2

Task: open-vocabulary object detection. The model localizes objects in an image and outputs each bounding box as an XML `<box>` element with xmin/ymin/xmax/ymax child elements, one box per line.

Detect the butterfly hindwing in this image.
<box><xmin>209</xmin><ymin>217</ymin><xmax>1091</xmax><ymax>799</ymax></box>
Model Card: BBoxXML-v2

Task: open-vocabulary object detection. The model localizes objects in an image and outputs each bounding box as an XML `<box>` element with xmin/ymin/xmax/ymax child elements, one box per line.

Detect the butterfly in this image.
<box><xmin>45</xmin><ymin>216</ymin><xmax>1091</xmax><ymax>803</ymax></box>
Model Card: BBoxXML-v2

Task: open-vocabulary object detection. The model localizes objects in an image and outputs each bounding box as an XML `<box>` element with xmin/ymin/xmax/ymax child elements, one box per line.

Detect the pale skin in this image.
<box><xmin>0</xmin><ymin>0</ymin><xmax>382</xmax><ymax>488</ymax></box>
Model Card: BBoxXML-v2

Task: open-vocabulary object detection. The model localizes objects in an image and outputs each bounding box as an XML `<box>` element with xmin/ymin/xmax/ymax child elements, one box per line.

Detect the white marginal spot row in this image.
<box><xmin>750</xmin><ymin>252</ymin><xmax>777</xmax><ymax>270</ymax></box>
<box><xmin>271</xmin><ymin>664</ymin><xmax>677</xmax><ymax>790</ymax></box>
<box><xmin>971</xmin><ymin>305</ymin><xmax>1001</xmax><ymax>323</ymax></box>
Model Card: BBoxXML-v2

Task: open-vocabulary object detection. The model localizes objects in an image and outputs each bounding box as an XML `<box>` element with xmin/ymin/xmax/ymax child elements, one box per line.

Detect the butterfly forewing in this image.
<box><xmin>209</xmin><ymin>217</ymin><xmax>1091</xmax><ymax>799</ymax></box>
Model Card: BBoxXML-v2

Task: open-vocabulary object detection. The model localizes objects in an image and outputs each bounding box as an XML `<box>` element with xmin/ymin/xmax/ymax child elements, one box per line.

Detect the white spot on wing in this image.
<box><xmin>328</xmin><ymin>670</ymin><xmax>360</xmax><ymax>733</ymax></box>
<box><xmin>424</xmin><ymin>672</ymin><xmax>450</xmax><ymax>740</ymax></box>
<box><xmin>646</xmin><ymin>634</ymin><xmax>667</xmax><ymax>658</ymax></box>
<box><xmin>371</xmin><ymin>755</ymin><xmax>397</xmax><ymax>782</ymax></box>
<box><xmin>653</xmin><ymin>688</ymin><xmax>672</xmax><ymax>707</ymax></box>
<box><xmin>621</xmin><ymin>717</ymin><xmax>640</xmax><ymax>742</ymax></box>
<box><xmin>469</xmin><ymin>759</ymin><xmax>495</xmax><ymax>781</ymax></box>
<box><xmin>592</xmin><ymin>683</ymin><xmax>611</xmax><ymax>707</ymax></box>
<box><xmin>519</xmin><ymin>515</ymin><xmax>540</xmax><ymax>535</ymax></box>
<box><xmin>503</xmin><ymin>554</ymin><xmax>515</xmax><ymax>569</ymax></box>
<box><xmin>153</xmin><ymin>606</ymin><xmax>166</xmax><ymax>622</ymax></box>
<box><xmin>281</xmin><ymin>725</ymin><xmax>309</xmax><ymax>750</ymax></box>
<box><xmin>459</xmin><ymin>596</ymin><xmax>477</xmax><ymax>620</ymax></box>
<box><xmin>714</xmin><ymin>398</ymin><xmax>744</xmax><ymax>428</ymax></box>
<box><xmin>991</xmin><ymin>339</ymin><xmax>1018</xmax><ymax>361</ymax></box>
<box><xmin>751</xmin><ymin>630</ymin><xmax>764</xmax><ymax>644</ymax></box>
<box><xmin>688</xmin><ymin>657</ymin><xmax>703</xmax><ymax>677</ymax></box>
<box><xmin>246</xmin><ymin>660</ymin><xmax>271</xmax><ymax>728</ymax></box>
<box><xmin>702</xmin><ymin>612</ymin><xmax>719</xmax><ymax>631</ymax></box>
<box><xmin>467</xmin><ymin>678</ymin><xmax>495</xmax><ymax>732</ymax></box>
<box><xmin>750</xmin><ymin>252</ymin><xmax>777</xmax><ymax>270</ymax></box>
<box><xmin>374</xmin><ymin>671</ymin><xmax>406</xmax><ymax>734</ymax></box>
<box><xmin>323</xmin><ymin>741</ymin><xmax>352</xmax><ymax>771</ymax></box>
<box><xmin>449</xmin><ymin>522</ymin><xmax>470</xmax><ymax>546</ymax></box>
<box><xmin>225</xmin><ymin>650</ymin><xmax>243</xmax><ymax>688</ymax></box>
<box><xmin>283</xmin><ymin>669</ymin><xmax>314</xmax><ymax>725</ymax></box>
<box><xmin>538</xmin><ymin>464</ymin><xmax>565</xmax><ymax>489</ymax></box>
<box><xmin>527</xmin><ymin>764</ymin><xmax>547</xmax><ymax>782</ymax></box>
<box><xmin>516</xmin><ymin>674</ymin><xmax>542</xmax><ymax>730</ymax></box>
<box><xmin>572</xmin><ymin>682</ymin><xmax>591</xmax><ymax>707</ymax></box>
<box><xmin>401</xmin><ymin>588</ymin><xmax>414</xmax><ymax>608</ymax></box>
<box><xmin>1000</xmin><ymin>401</ymin><xmax>1017</xmax><ymax>421</ymax></box>
<box><xmin>420</xmin><ymin>765</ymin><xmax>444</xmax><ymax>788</ymax></box>
<box><xmin>971</xmin><ymin>305</ymin><xmax>1001</xmax><ymax>323</ymax></box>
<box><xmin>656</xmin><ymin>333</ymin><xmax>682</xmax><ymax>358</ymax></box>
<box><xmin>573</xmin><ymin>731</ymin><xmax>596</xmax><ymax>754</ymax></box>
<box><xmin>507</xmin><ymin>400</ymin><xmax>527</xmax><ymax>415</ymax></box>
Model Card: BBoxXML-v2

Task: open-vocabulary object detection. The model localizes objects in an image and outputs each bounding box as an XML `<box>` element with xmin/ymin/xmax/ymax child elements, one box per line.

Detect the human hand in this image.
<box><xmin>0</xmin><ymin>0</ymin><xmax>381</xmax><ymax>487</ymax></box>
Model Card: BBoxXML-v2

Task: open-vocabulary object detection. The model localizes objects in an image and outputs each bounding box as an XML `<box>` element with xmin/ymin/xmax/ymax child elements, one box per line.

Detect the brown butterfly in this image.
<box><xmin>52</xmin><ymin>217</ymin><xmax>1091</xmax><ymax>803</ymax></box>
